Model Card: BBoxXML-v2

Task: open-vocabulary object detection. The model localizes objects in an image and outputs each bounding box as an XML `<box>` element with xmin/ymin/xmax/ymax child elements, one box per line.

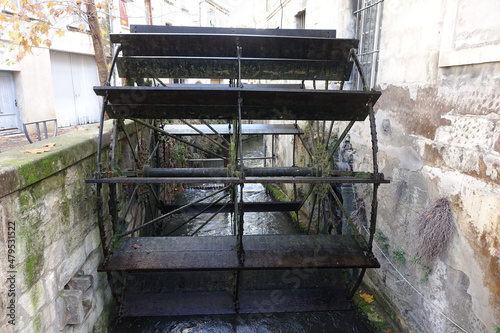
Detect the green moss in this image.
<box><xmin>353</xmin><ymin>287</ymin><xmax>398</xmax><ymax>333</ymax></box>
<box><xmin>32</xmin><ymin>312</ymin><xmax>42</xmax><ymax>333</ymax></box>
<box><xmin>410</xmin><ymin>254</ymin><xmax>432</xmax><ymax>282</ymax></box>
<box><xmin>17</xmin><ymin>153</ymin><xmax>62</xmax><ymax>188</ymax></box>
<box><xmin>265</xmin><ymin>184</ymin><xmax>306</xmax><ymax>232</ymax></box>
<box><xmin>16</xmin><ymin>216</ymin><xmax>45</xmax><ymax>289</ymax></box>
<box><xmin>29</xmin><ymin>282</ymin><xmax>44</xmax><ymax>313</ymax></box>
<box><xmin>18</xmin><ymin>191</ymin><xmax>32</xmax><ymax>208</ymax></box>
<box><xmin>374</xmin><ymin>230</ymin><xmax>389</xmax><ymax>254</ymax></box>
<box><xmin>392</xmin><ymin>247</ymin><xmax>406</xmax><ymax>264</ymax></box>
<box><xmin>59</xmin><ymin>189</ymin><xmax>71</xmax><ymax>225</ymax></box>
<box><xmin>30</xmin><ymin>171</ymin><xmax>66</xmax><ymax>200</ymax></box>
<box><xmin>24</xmin><ymin>252</ymin><xmax>44</xmax><ymax>289</ymax></box>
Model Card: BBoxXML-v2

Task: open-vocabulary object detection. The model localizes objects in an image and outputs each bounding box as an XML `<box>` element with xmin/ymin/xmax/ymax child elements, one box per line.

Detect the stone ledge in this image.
<box><xmin>0</xmin><ymin>120</ymin><xmax>134</xmax><ymax>198</ymax></box>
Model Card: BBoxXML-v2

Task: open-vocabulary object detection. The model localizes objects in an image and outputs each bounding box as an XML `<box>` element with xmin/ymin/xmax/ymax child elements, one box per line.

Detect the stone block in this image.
<box><xmin>67</xmin><ymin>275</ymin><xmax>93</xmax><ymax>292</ymax></box>
<box><xmin>84</xmin><ymin>228</ymin><xmax>101</xmax><ymax>256</ymax></box>
<box><xmin>68</xmin><ymin>274</ymin><xmax>95</xmax><ymax>316</ymax></box>
<box><xmin>41</xmin><ymin>274</ymin><xmax>58</xmax><ymax>316</ymax></box>
<box><xmin>57</xmin><ymin>246</ymin><xmax>87</xmax><ymax>290</ymax></box>
<box><xmin>57</xmin><ymin>289</ymin><xmax>85</xmax><ymax>328</ymax></box>
<box><xmin>44</xmin><ymin>240</ymin><xmax>68</xmax><ymax>272</ymax></box>
<box><xmin>80</xmin><ymin>250</ymin><xmax>104</xmax><ymax>290</ymax></box>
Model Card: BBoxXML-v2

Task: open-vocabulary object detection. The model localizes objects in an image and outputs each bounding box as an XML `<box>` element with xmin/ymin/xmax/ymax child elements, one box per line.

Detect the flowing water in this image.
<box><xmin>113</xmin><ymin>137</ymin><xmax>374</xmax><ymax>333</ymax></box>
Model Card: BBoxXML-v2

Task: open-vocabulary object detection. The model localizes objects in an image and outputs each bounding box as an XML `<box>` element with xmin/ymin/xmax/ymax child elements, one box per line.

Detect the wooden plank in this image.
<box><xmin>163</xmin><ymin>123</ymin><xmax>303</xmax><ymax>135</ymax></box>
<box><xmin>131</xmin><ymin>25</ymin><xmax>337</xmax><ymax>38</ymax></box>
<box><xmin>103</xmin><ymin>235</ymin><xmax>380</xmax><ymax>271</ymax></box>
<box><xmin>111</xmin><ymin>33</ymin><xmax>358</xmax><ymax>60</ymax></box>
<box><xmin>121</xmin><ymin>288</ymin><xmax>351</xmax><ymax>316</ymax></box>
<box><xmin>116</xmin><ymin>57</ymin><xmax>353</xmax><ymax>81</ymax></box>
<box><xmin>94</xmin><ymin>86</ymin><xmax>381</xmax><ymax>121</ymax></box>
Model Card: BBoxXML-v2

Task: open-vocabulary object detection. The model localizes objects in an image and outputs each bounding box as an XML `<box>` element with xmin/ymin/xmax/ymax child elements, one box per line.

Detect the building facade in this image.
<box><xmin>0</xmin><ymin>0</ymin><xmax>232</xmax><ymax>136</ymax></box>
<box><xmin>262</xmin><ymin>0</ymin><xmax>499</xmax><ymax>332</ymax></box>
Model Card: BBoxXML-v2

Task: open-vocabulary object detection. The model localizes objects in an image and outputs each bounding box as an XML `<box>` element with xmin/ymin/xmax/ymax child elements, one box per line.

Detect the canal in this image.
<box><xmin>112</xmin><ymin>137</ymin><xmax>375</xmax><ymax>332</ymax></box>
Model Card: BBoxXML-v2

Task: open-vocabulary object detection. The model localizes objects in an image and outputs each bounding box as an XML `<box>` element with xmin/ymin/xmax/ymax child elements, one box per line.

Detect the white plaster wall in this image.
<box><xmin>5</xmin><ymin>49</ymin><xmax>57</xmax><ymax>125</ymax></box>
<box><xmin>0</xmin><ymin>26</ymin><xmax>98</xmax><ymax>128</ymax></box>
<box><xmin>350</xmin><ymin>0</ymin><xmax>500</xmax><ymax>331</ymax></box>
<box><xmin>262</xmin><ymin>0</ymin><xmax>499</xmax><ymax>332</ymax></box>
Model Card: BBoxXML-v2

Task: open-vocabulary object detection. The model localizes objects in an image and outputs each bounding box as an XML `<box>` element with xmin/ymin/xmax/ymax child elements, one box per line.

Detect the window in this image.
<box><xmin>295</xmin><ymin>10</ymin><xmax>305</xmax><ymax>29</ymax></box>
<box><xmin>353</xmin><ymin>0</ymin><xmax>383</xmax><ymax>90</ymax></box>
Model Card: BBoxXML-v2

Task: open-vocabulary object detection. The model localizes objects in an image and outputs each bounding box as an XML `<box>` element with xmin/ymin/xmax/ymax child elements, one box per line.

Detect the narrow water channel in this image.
<box><xmin>113</xmin><ymin>137</ymin><xmax>374</xmax><ymax>333</ymax></box>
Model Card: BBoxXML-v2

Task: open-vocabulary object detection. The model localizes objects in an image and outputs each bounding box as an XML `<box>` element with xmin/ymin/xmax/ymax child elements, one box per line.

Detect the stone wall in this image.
<box><xmin>349</xmin><ymin>1</ymin><xmax>500</xmax><ymax>332</ymax></box>
<box><xmin>263</xmin><ymin>0</ymin><xmax>499</xmax><ymax>332</ymax></box>
<box><xmin>0</xmin><ymin>121</ymin><xmax>120</xmax><ymax>333</ymax></box>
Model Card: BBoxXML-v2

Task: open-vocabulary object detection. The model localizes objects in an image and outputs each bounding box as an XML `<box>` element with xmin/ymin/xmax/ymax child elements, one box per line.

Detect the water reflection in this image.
<box><xmin>115</xmin><ymin>312</ymin><xmax>372</xmax><ymax>333</ymax></box>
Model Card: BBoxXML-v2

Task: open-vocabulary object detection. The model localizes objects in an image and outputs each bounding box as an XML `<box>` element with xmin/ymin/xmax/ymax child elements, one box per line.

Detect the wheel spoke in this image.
<box><xmin>179</xmin><ymin>119</ymin><xmax>229</xmax><ymax>152</ymax></box>
<box><xmin>200</xmin><ymin>119</ymin><xmax>231</xmax><ymax>146</ymax></box>
<box><xmin>115</xmin><ymin>186</ymin><xmax>230</xmax><ymax>239</ymax></box>
<box><xmin>164</xmin><ymin>192</ymin><xmax>229</xmax><ymax>236</ymax></box>
<box><xmin>131</xmin><ymin>118</ymin><xmax>229</xmax><ymax>160</ymax></box>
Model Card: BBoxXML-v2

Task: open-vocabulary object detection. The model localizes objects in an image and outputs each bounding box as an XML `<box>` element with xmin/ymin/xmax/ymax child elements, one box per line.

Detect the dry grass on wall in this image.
<box><xmin>414</xmin><ymin>198</ymin><xmax>456</xmax><ymax>263</ymax></box>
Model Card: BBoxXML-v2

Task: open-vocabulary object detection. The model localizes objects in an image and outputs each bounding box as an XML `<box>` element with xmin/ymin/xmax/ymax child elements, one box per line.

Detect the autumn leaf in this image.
<box><xmin>56</xmin><ymin>30</ymin><xmax>65</xmax><ymax>37</ymax></box>
<box><xmin>8</xmin><ymin>2</ymin><xmax>18</xmax><ymax>11</ymax></box>
<box><xmin>20</xmin><ymin>147</ymin><xmax>52</xmax><ymax>154</ymax></box>
<box><xmin>45</xmin><ymin>142</ymin><xmax>56</xmax><ymax>147</ymax></box>
<box><xmin>0</xmin><ymin>13</ymin><xmax>8</xmax><ymax>21</ymax></box>
<box><xmin>359</xmin><ymin>293</ymin><xmax>375</xmax><ymax>303</ymax></box>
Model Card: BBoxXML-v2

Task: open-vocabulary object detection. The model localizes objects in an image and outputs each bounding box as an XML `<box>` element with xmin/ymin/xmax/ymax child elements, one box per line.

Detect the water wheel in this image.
<box><xmin>87</xmin><ymin>25</ymin><xmax>387</xmax><ymax>316</ymax></box>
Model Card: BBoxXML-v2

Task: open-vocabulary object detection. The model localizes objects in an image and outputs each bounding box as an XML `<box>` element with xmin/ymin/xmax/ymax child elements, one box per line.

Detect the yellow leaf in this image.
<box><xmin>20</xmin><ymin>147</ymin><xmax>51</xmax><ymax>154</ymax></box>
<box><xmin>47</xmin><ymin>1</ymin><xmax>55</xmax><ymax>7</ymax></box>
<box><xmin>56</xmin><ymin>30</ymin><xmax>65</xmax><ymax>37</ymax></box>
<box><xmin>45</xmin><ymin>142</ymin><xmax>56</xmax><ymax>147</ymax></box>
<box><xmin>8</xmin><ymin>31</ymin><xmax>22</xmax><ymax>42</ymax></box>
<box><xmin>0</xmin><ymin>13</ymin><xmax>8</xmax><ymax>21</ymax></box>
<box><xmin>360</xmin><ymin>293</ymin><xmax>375</xmax><ymax>303</ymax></box>
<box><xmin>78</xmin><ymin>23</ymin><xmax>85</xmax><ymax>31</ymax></box>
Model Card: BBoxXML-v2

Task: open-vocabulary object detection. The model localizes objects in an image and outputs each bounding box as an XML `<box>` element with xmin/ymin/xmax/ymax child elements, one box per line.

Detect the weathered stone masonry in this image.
<box><xmin>0</xmin><ymin>121</ymin><xmax>125</xmax><ymax>333</ymax></box>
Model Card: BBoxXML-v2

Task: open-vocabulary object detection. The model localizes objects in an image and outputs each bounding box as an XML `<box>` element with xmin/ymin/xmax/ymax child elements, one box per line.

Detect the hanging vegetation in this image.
<box><xmin>414</xmin><ymin>198</ymin><xmax>456</xmax><ymax>263</ymax></box>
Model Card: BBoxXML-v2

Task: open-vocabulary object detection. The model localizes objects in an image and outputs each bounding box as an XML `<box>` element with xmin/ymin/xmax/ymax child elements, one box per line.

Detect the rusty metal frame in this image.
<box><xmin>89</xmin><ymin>27</ymin><xmax>387</xmax><ymax>313</ymax></box>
